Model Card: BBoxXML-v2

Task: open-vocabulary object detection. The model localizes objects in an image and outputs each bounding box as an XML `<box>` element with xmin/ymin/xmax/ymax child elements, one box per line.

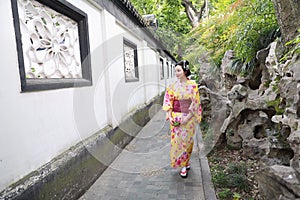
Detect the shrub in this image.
<box><xmin>210</xmin><ymin>161</ymin><xmax>251</xmax><ymax>198</ymax></box>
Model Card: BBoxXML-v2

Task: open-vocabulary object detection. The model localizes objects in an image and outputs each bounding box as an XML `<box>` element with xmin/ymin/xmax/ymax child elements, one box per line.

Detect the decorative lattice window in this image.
<box><xmin>11</xmin><ymin>0</ymin><xmax>92</xmax><ymax>91</ymax></box>
<box><xmin>123</xmin><ymin>39</ymin><xmax>139</xmax><ymax>82</ymax></box>
<box><xmin>160</xmin><ymin>58</ymin><xmax>164</xmax><ymax>80</ymax></box>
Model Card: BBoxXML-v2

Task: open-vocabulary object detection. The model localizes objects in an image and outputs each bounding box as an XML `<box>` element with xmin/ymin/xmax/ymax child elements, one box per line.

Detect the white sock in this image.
<box><xmin>181</xmin><ymin>167</ymin><xmax>186</xmax><ymax>172</ymax></box>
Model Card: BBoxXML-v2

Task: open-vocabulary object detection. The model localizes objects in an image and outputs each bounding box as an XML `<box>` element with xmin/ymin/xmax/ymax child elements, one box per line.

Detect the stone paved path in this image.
<box><xmin>79</xmin><ymin>109</ymin><xmax>216</xmax><ymax>200</ymax></box>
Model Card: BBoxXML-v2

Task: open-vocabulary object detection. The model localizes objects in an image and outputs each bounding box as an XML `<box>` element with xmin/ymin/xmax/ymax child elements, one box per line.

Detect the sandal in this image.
<box><xmin>180</xmin><ymin>167</ymin><xmax>188</xmax><ymax>178</ymax></box>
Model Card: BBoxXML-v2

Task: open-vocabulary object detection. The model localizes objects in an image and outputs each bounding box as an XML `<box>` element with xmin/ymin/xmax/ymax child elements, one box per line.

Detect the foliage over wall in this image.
<box><xmin>130</xmin><ymin>0</ymin><xmax>192</xmax><ymax>57</ymax></box>
<box><xmin>130</xmin><ymin>0</ymin><xmax>279</xmax><ymax>76</ymax></box>
<box><xmin>185</xmin><ymin>0</ymin><xmax>278</xmax><ymax>69</ymax></box>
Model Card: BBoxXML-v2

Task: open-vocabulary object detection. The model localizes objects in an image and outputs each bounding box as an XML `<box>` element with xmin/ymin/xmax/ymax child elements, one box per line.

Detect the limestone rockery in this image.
<box><xmin>198</xmin><ymin>40</ymin><xmax>300</xmax><ymax>199</ymax></box>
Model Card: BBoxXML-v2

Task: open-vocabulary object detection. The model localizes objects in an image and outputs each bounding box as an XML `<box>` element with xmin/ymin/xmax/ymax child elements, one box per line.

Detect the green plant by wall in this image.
<box><xmin>233</xmin><ymin>192</ymin><xmax>241</xmax><ymax>200</ymax></box>
<box><xmin>226</xmin><ymin>128</ymin><xmax>234</xmax><ymax>137</ymax></box>
<box><xmin>218</xmin><ymin>188</ymin><xmax>233</xmax><ymax>200</ymax></box>
<box><xmin>210</xmin><ymin>161</ymin><xmax>250</xmax><ymax>199</ymax></box>
<box><xmin>200</xmin><ymin>121</ymin><xmax>209</xmax><ymax>137</ymax></box>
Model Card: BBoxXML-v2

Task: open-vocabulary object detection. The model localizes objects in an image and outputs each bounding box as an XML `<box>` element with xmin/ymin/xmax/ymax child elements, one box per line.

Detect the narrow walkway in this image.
<box><xmin>79</xmin><ymin>109</ymin><xmax>216</xmax><ymax>200</ymax></box>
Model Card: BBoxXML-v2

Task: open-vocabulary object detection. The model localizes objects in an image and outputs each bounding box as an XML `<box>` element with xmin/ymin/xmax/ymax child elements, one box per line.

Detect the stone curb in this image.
<box><xmin>195</xmin><ymin>125</ymin><xmax>217</xmax><ymax>200</ymax></box>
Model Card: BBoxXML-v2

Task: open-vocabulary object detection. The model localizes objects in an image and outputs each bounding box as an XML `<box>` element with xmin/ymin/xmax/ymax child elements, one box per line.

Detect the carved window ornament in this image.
<box><xmin>11</xmin><ymin>0</ymin><xmax>92</xmax><ymax>92</ymax></box>
<box><xmin>160</xmin><ymin>58</ymin><xmax>164</xmax><ymax>80</ymax></box>
<box><xmin>123</xmin><ymin>39</ymin><xmax>139</xmax><ymax>82</ymax></box>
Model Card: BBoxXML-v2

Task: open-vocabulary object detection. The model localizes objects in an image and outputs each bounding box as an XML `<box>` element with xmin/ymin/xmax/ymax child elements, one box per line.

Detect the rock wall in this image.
<box><xmin>199</xmin><ymin>40</ymin><xmax>300</xmax><ymax>199</ymax></box>
<box><xmin>272</xmin><ymin>0</ymin><xmax>300</xmax><ymax>43</ymax></box>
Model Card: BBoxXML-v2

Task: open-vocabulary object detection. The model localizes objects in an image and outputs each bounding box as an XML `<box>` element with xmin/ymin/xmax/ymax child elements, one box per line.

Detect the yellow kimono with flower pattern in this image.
<box><xmin>163</xmin><ymin>80</ymin><xmax>202</xmax><ymax>168</ymax></box>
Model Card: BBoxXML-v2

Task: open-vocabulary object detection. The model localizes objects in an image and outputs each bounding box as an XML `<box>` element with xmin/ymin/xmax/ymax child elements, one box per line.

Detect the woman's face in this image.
<box><xmin>175</xmin><ymin>65</ymin><xmax>185</xmax><ymax>79</ymax></box>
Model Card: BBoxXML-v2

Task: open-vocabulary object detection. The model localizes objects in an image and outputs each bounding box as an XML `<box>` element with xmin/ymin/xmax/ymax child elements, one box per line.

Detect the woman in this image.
<box><xmin>163</xmin><ymin>60</ymin><xmax>202</xmax><ymax>178</ymax></box>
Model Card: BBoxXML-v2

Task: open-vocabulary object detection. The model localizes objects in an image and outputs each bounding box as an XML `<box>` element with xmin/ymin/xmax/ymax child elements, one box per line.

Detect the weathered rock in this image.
<box><xmin>279</xmin><ymin>77</ymin><xmax>297</xmax><ymax>107</ymax></box>
<box><xmin>256</xmin><ymin>165</ymin><xmax>300</xmax><ymax>199</ymax></box>
<box><xmin>256</xmin><ymin>46</ymin><xmax>272</xmax><ymax>92</ymax></box>
<box><xmin>272</xmin><ymin>115</ymin><xmax>300</xmax><ymax>132</ymax></box>
<box><xmin>220</xmin><ymin>50</ymin><xmax>237</xmax><ymax>90</ymax></box>
<box><xmin>296</xmin><ymin>83</ymin><xmax>300</xmax><ymax>118</ymax></box>
<box><xmin>290</xmin><ymin>59</ymin><xmax>300</xmax><ymax>82</ymax></box>
<box><xmin>199</xmin><ymin>85</ymin><xmax>230</xmax><ymax>154</ymax></box>
<box><xmin>288</xmin><ymin>131</ymin><xmax>300</xmax><ymax>179</ymax></box>
<box><xmin>199</xmin><ymin>85</ymin><xmax>211</xmax><ymax>122</ymax></box>
<box><xmin>227</xmin><ymin>134</ymin><xmax>242</xmax><ymax>149</ymax></box>
<box><xmin>199</xmin><ymin>45</ymin><xmax>300</xmax><ymax>198</ymax></box>
<box><xmin>221</xmin><ymin>50</ymin><xmax>235</xmax><ymax>76</ymax></box>
<box><xmin>265</xmin><ymin>41</ymin><xmax>280</xmax><ymax>78</ymax></box>
<box><xmin>256</xmin><ymin>45</ymin><xmax>270</xmax><ymax>65</ymax></box>
<box><xmin>198</xmin><ymin>52</ymin><xmax>221</xmax><ymax>91</ymax></box>
<box><xmin>281</xmin><ymin>125</ymin><xmax>292</xmax><ymax>139</ymax></box>
<box><xmin>237</xmin><ymin>111</ymin><xmax>269</xmax><ymax>141</ymax></box>
<box><xmin>227</xmin><ymin>84</ymin><xmax>248</xmax><ymax>102</ymax></box>
<box><xmin>267</xmin><ymin>135</ymin><xmax>294</xmax><ymax>166</ymax></box>
<box><xmin>243</xmin><ymin>138</ymin><xmax>270</xmax><ymax>160</ymax></box>
<box><xmin>272</xmin><ymin>0</ymin><xmax>300</xmax><ymax>43</ymax></box>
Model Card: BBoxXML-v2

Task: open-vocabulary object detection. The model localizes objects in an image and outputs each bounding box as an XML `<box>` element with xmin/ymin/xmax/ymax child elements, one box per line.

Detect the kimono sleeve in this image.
<box><xmin>189</xmin><ymin>83</ymin><xmax>202</xmax><ymax>123</ymax></box>
<box><xmin>163</xmin><ymin>86</ymin><xmax>174</xmax><ymax>111</ymax></box>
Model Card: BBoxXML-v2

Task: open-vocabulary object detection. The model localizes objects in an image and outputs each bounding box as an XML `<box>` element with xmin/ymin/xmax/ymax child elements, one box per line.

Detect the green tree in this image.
<box><xmin>187</xmin><ymin>0</ymin><xmax>278</xmax><ymax>70</ymax></box>
<box><xmin>130</xmin><ymin>0</ymin><xmax>201</xmax><ymax>57</ymax></box>
<box><xmin>131</xmin><ymin>0</ymin><xmax>279</xmax><ymax>78</ymax></box>
<box><xmin>130</xmin><ymin>0</ymin><xmax>162</xmax><ymax>16</ymax></box>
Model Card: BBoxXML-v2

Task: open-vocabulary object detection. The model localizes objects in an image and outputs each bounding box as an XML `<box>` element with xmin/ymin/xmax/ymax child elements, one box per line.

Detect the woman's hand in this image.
<box><xmin>167</xmin><ymin>110</ymin><xmax>175</xmax><ymax>125</ymax></box>
<box><xmin>169</xmin><ymin>116</ymin><xmax>175</xmax><ymax>126</ymax></box>
<box><xmin>181</xmin><ymin>117</ymin><xmax>189</xmax><ymax>125</ymax></box>
<box><xmin>181</xmin><ymin>113</ymin><xmax>193</xmax><ymax>125</ymax></box>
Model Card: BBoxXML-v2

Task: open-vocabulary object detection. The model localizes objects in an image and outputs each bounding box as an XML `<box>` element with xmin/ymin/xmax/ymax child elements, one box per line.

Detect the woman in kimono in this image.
<box><xmin>163</xmin><ymin>60</ymin><xmax>202</xmax><ymax>178</ymax></box>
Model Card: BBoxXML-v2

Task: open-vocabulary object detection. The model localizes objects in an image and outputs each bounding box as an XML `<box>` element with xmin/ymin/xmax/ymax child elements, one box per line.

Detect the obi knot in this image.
<box><xmin>173</xmin><ymin>99</ymin><xmax>191</xmax><ymax>113</ymax></box>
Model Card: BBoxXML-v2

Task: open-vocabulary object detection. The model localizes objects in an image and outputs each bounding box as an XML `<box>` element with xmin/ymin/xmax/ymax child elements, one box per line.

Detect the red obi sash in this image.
<box><xmin>173</xmin><ymin>99</ymin><xmax>192</xmax><ymax>113</ymax></box>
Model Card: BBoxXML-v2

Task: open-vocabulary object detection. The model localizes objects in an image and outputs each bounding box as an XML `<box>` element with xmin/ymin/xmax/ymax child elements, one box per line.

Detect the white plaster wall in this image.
<box><xmin>159</xmin><ymin>58</ymin><xmax>168</xmax><ymax>94</ymax></box>
<box><xmin>105</xmin><ymin>21</ymin><xmax>145</xmax><ymax>127</ymax></box>
<box><xmin>142</xmin><ymin>47</ymin><xmax>161</xmax><ymax>103</ymax></box>
<box><xmin>0</xmin><ymin>0</ymin><xmax>172</xmax><ymax>192</ymax></box>
<box><xmin>0</xmin><ymin>0</ymin><xmax>107</xmax><ymax>191</ymax></box>
<box><xmin>166</xmin><ymin>62</ymin><xmax>176</xmax><ymax>86</ymax></box>
<box><xmin>162</xmin><ymin>59</ymin><xmax>176</xmax><ymax>92</ymax></box>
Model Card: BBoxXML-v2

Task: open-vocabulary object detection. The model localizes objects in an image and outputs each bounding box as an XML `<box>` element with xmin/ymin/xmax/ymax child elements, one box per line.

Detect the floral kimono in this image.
<box><xmin>163</xmin><ymin>80</ymin><xmax>202</xmax><ymax>168</ymax></box>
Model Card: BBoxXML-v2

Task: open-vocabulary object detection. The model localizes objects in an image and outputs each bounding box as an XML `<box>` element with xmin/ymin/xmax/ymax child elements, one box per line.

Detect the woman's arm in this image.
<box><xmin>182</xmin><ymin>82</ymin><xmax>201</xmax><ymax>125</ymax></box>
<box><xmin>167</xmin><ymin>109</ymin><xmax>175</xmax><ymax>125</ymax></box>
<box><xmin>181</xmin><ymin>112</ymin><xmax>194</xmax><ymax>125</ymax></box>
<box><xmin>163</xmin><ymin>86</ymin><xmax>175</xmax><ymax>125</ymax></box>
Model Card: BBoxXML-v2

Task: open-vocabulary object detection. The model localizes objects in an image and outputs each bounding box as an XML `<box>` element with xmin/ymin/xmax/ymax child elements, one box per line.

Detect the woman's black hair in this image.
<box><xmin>176</xmin><ymin>60</ymin><xmax>191</xmax><ymax>77</ymax></box>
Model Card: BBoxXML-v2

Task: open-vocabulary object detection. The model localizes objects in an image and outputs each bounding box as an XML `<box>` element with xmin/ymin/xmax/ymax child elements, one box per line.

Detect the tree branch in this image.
<box><xmin>197</xmin><ymin>0</ymin><xmax>206</xmax><ymax>20</ymax></box>
<box><xmin>181</xmin><ymin>0</ymin><xmax>207</xmax><ymax>28</ymax></box>
<box><xmin>182</xmin><ymin>0</ymin><xmax>198</xmax><ymax>14</ymax></box>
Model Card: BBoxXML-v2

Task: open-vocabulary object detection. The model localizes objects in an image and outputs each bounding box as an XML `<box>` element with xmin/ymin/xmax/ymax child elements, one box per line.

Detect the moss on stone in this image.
<box><xmin>266</xmin><ymin>97</ymin><xmax>285</xmax><ymax>115</ymax></box>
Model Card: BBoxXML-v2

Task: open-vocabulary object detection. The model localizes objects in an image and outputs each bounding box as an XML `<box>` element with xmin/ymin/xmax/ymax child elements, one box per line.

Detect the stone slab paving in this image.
<box><xmin>79</xmin><ymin>109</ymin><xmax>215</xmax><ymax>200</ymax></box>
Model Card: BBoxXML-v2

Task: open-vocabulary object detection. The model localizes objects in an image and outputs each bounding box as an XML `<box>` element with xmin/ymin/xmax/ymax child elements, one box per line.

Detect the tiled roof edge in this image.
<box><xmin>112</xmin><ymin>0</ymin><xmax>148</xmax><ymax>28</ymax></box>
